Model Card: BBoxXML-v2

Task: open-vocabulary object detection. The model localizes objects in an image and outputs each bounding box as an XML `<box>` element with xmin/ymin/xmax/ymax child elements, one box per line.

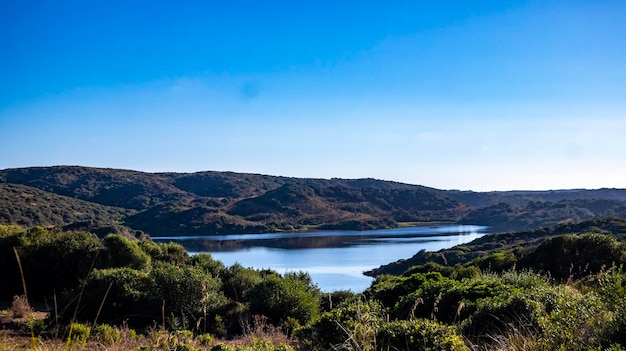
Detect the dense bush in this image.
<box><xmin>103</xmin><ymin>234</ymin><xmax>151</xmax><ymax>270</ymax></box>
<box><xmin>312</xmin><ymin>297</ymin><xmax>384</xmax><ymax>349</ymax></box>
<box><xmin>518</xmin><ymin>233</ymin><xmax>626</xmax><ymax>280</ymax></box>
<box><xmin>376</xmin><ymin>319</ymin><xmax>469</xmax><ymax>351</ymax></box>
<box><xmin>6</xmin><ymin>224</ymin><xmax>626</xmax><ymax>351</ymax></box>
<box><xmin>222</xmin><ymin>263</ymin><xmax>263</xmax><ymax>302</ymax></box>
<box><xmin>3</xmin><ymin>227</ymin><xmax>105</xmax><ymax>300</ymax></box>
<box><xmin>366</xmin><ymin>271</ymin><xmax>446</xmax><ymax>310</ymax></box>
<box><xmin>460</xmin><ymin>292</ymin><xmax>543</xmax><ymax>344</ymax></box>
<box><xmin>469</xmin><ymin>250</ymin><xmax>518</xmax><ymax>272</ymax></box>
<box><xmin>70</xmin><ymin>267</ymin><xmax>151</xmax><ymax>327</ymax></box>
<box><xmin>148</xmin><ymin>262</ymin><xmax>226</xmax><ymax>330</ymax></box>
<box><xmin>248</xmin><ymin>273</ymin><xmax>321</xmax><ymax>327</ymax></box>
<box><xmin>93</xmin><ymin>323</ymin><xmax>122</xmax><ymax>344</ymax></box>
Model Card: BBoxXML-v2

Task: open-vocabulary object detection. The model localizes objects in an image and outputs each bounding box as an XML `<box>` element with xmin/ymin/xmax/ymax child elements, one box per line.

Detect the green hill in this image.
<box><xmin>366</xmin><ymin>216</ymin><xmax>626</xmax><ymax>276</ymax></box>
<box><xmin>1</xmin><ymin>166</ymin><xmax>626</xmax><ymax>236</ymax></box>
<box><xmin>0</xmin><ymin>183</ymin><xmax>134</xmax><ymax>228</ymax></box>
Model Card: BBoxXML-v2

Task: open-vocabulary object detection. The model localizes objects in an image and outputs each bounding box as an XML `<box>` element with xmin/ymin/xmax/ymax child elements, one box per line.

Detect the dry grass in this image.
<box><xmin>234</xmin><ymin>315</ymin><xmax>290</xmax><ymax>347</ymax></box>
<box><xmin>0</xmin><ymin>321</ymin><xmax>296</xmax><ymax>351</ymax></box>
<box><xmin>11</xmin><ymin>295</ymin><xmax>32</xmax><ymax>319</ymax></box>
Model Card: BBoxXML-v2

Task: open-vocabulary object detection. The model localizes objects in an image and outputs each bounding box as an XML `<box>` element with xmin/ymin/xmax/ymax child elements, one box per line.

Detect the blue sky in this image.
<box><xmin>1</xmin><ymin>1</ymin><xmax>625</xmax><ymax>191</ymax></box>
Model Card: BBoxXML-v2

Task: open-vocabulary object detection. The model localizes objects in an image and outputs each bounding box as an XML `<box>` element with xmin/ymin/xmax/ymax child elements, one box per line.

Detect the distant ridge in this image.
<box><xmin>1</xmin><ymin>166</ymin><xmax>626</xmax><ymax>236</ymax></box>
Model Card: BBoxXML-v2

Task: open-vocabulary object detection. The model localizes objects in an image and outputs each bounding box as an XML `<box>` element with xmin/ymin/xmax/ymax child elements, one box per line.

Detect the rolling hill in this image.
<box><xmin>1</xmin><ymin>166</ymin><xmax>625</xmax><ymax>236</ymax></box>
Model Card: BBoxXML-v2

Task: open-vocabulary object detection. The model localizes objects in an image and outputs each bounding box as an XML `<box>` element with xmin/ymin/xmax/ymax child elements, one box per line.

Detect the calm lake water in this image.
<box><xmin>153</xmin><ymin>225</ymin><xmax>488</xmax><ymax>292</ymax></box>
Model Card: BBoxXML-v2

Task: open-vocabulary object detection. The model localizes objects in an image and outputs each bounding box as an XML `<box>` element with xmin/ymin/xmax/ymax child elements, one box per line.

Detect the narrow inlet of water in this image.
<box><xmin>153</xmin><ymin>225</ymin><xmax>487</xmax><ymax>292</ymax></box>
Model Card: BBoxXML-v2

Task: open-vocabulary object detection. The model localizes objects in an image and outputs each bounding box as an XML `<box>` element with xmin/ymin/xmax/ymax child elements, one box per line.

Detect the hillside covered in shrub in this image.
<box><xmin>2</xmin><ymin>166</ymin><xmax>626</xmax><ymax>236</ymax></box>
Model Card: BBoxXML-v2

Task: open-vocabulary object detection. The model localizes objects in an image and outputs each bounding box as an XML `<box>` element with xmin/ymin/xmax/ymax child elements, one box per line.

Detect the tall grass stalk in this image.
<box><xmin>13</xmin><ymin>247</ymin><xmax>37</xmax><ymax>350</ymax></box>
<box><xmin>93</xmin><ymin>281</ymin><xmax>113</xmax><ymax>326</ymax></box>
<box><xmin>64</xmin><ymin>251</ymin><xmax>100</xmax><ymax>350</ymax></box>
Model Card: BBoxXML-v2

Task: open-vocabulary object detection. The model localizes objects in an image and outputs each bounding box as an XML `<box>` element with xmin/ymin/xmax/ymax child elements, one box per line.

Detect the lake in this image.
<box><xmin>152</xmin><ymin>225</ymin><xmax>488</xmax><ymax>292</ymax></box>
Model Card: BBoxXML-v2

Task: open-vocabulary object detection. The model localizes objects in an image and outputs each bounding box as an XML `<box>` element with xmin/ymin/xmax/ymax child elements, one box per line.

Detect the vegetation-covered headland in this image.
<box><xmin>4</xmin><ymin>217</ymin><xmax>626</xmax><ymax>350</ymax></box>
<box><xmin>2</xmin><ymin>166</ymin><xmax>626</xmax><ymax>236</ymax></box>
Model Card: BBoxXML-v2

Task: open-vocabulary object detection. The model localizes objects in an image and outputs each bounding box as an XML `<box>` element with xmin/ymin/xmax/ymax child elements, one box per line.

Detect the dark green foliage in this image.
<box><xmin>312</xmin><ymin>297</ymin><xmax>384</xmax><ymax>349</ymax></box>
<box><xmin>148</xmin><ymin>263</ymin><xmax>225</xmax><ymax>330</ymax></box>
<box><xmin>73</xmin><ymin>267</ymin><xmax>151</xmax><ymax>327</ymax></box>
<box><xmin>248</xmin><ymin>273</ymin><xmax>321</xmax><ymax>326</ymax></box>
<box><xmin>211</xmin><ymin>344</ymin><xmax>235</xmax><ymax>351</ymax></box>
<box><xmin>469</xmin><ymin>250</ymin><xmax>517</xmax><ymax>272</ymax></box>
<box><xmin>460</xmin><ymin>293</ymin><xmax>543</xmax><ymax>344</ymax></box>
<box><xmin>376</xmin><ymin>319</ymin><xmax>469</xmax><ymax>351</ymax></box>
<box><xmin>369</xmin><ymin>217</ymin><xmax>626</xmax><ymax>276</ymax></box>
<box><xmin>518</xmin><ymin>233</ymin><xmax>626</xmax><ymax>280</ymax></box>
<box><xmin>138</xmin><ymin>239</ymin><xmax>190</xmax><ymax>264</ymax></box>
<box><xmin>366</xmin><ymin>272</ymin><xmax>445</xmax><ymax>310</ymax></box>
<box><xmin>222</xmin><ymin>263</ymin><xmax>263</xmax><ymax>302</ymax></box>
<box><xmin>444</xmin><ymin>188</ymin><xmax>626</xmax><ymax>208</ymax></box>
<box><xmin>0</xmin><ymin>225</ymin><xmax>27</xmax><ymax>299</ymax></box>
<box><xmin>190</xmin><ymin>253</ymin><xmax>225</xmax><ymax>277</ymax></box>
<box><xmin>4</xmin><ymin>228</ymin><xmax>105</xmax><ymax>300</ymax></box>
<box><xmin>69</xmin><ymin>323</ymin><xmax>91</xmax><ymax>345</ymax></box>
<box><xmin>103</xmin><ymin>234</ymin><xmax>151</xmax><ymax>270</ymax></box>
<box><xmin>74</xmin><ymin>263</ymin><xmax>226</xmax><ymax>331</ymax></box>
<box><xmin>1</xmin><ymin>166</ymin><xmax>470</xmax><ymax>235</ymax></box>
<box><xmin>403</xmin><ymin>262</ymin><xmax>482</xmax><ymax>280</ymax></box>
<box><xmin>391</xmin><ymin>276</ymin><xmax>517</xmax><ymax>323</ymax></box>
<box><xmin>321</xmin><ymin>290</ymin><xmax>356</xmax><ymax>312</ymax></box>
<box><xmin>93</xmin><ymin>324</ymin><xmax>122</xmax><ymax>344</ymax></box>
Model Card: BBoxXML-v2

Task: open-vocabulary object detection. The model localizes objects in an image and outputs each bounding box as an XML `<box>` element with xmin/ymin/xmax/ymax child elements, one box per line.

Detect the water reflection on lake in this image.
<box><xmin>153</xmin><ymin>225</ymin><xmax>487</xmax><ymax>292</ymax></box>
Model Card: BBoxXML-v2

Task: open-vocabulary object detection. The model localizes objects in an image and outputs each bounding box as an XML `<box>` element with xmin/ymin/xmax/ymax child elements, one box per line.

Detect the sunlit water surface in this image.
<box><xmin>153</xmin><ymin>225</ymin><xmax>487</xmax><ymax>292</ymax></box>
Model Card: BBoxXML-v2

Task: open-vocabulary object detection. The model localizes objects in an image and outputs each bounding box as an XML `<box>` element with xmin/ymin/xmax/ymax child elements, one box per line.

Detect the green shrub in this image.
<box><xmin>197</xmin><ymin>333</ymin><xmax>213</xmax><ymax>346</ymax></box>
<box><xmin>391</xmin><ymin>274</ymin><xmax>515</xmax><ymax>323</ymax></box>
<box><xmin>497</xmin><ymin>269</ymin><xmax>551</xmax><ymax>290</ymax></box>
<box><xmin>538</xmin><ymin>289</ymin><xmax>610</xmax><ymax>350</ymax></box>
<box><xmin>469</xmin><ymin>250</ymin><xmax>517</xmax><ymax>272</ymax></box>
<box><xmin>367</xmin><ymin>272</ymin><xmax>446</xmax><ymax>310</ymax></box>
<box><xmin>190</xmin><ymin>253</ymin><xmax>225</xmax><ymax>277</ymax></box>
<box><xmin>518</xmin><ymin>233</ymin><xmax>626</xmax><ymax>280</ymax></box>
<box><xmin>403</xmin><ymin>262</ymin><xmax>481</xmax><ymax>280</ymax></box>
<box><xmin>211</xmin><ymin>315</ymin><xmax>228</xmax><ymax>338</ymax></box>
<box><xmin>376</xmin><ymin>319</ymin><xmax>469</xmax><ymax>351</ymax></box>
<box><xmin>313</xmin><ymin>297</ymin><xmax>384</xmax><ymax>350</ymax></box>
<box><xmin>159</xmin><ymin>242</ymin><xmax>189</xmax><ymax>263</ymax></box>
<box><xmin>17</xmin><ymin>318</ymin><xmax>45</xmax><ymax>337</ymax></box>
<box><xmin>321</xmin><ymin>290</ymin><xmax>356</xmax><ymax>312</ymax></box>
<box><xmin>211</xmin><ymin>343</ymin><xmax>235</xmax><ymax>351</ymax></box>
<box><xmin>0</xmin><ymin>224</ymin><xmax>23</xmax><ymax>237</ymax></box>
<box><xmin>222</xmin><ymin>263</ymin><xmax>262</xmax><ymax>301</ymax></box>
<box><xmin>597</xmin><ymin>265</ymin><xmax>626</xmax><ymax>306</ymax></box>
<box><xmin>461</xmin><ymin>293</ymin><xmax>543</xmax><ymax>344</ymax></box>
<box><xmin>248</xmin><ymin>273</ymin><xmax>320</xmax><ymax>326</ymax></box>
<box><xmin>104</xmin><ymin>234</ymin><xmax>151</xmax><ymax>270</ymax></box>
<box><xmin>69</xmin><ymin>322</ymin><xmax>91</xmax><ymax>345</ymax></box>
<box><xmin>138</xmin><ymin>239</ymin><xmax>164</xmax><ymax>260</ymax></box>
<box><xmin>70</xmin><ymin>267</ymin><xmax>150</xmax><ymax>327</ymax></box>
<box><xmin>148</xmin><ymin>262</ymin><xmax>225</xmax><ymax>330</ymax></box>
<box><xmin>94</xmin><ymin>324</ymin><xmax>121</xmax><ymax>344</ymax></box>
<box><xmin>174</xmin><ymin>342</ymin><xmax>200</xmax><ymax>351</ymax></box>
<box><xmin>18</xmin><ymin>230</ymin><xmax>105</xmax><ymax>300</ymax></box>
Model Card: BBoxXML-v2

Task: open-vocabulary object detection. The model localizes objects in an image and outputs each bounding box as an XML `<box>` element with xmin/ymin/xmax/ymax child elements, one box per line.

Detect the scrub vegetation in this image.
<box><xmin>3</xmin><ymin>166</ymin><xmax>626</xmax><ymax>236</ymax></box>
<box><xmin>3</xmin><ymin>217</ymin><xmax>626</xmax><ymax>350</ymax></box>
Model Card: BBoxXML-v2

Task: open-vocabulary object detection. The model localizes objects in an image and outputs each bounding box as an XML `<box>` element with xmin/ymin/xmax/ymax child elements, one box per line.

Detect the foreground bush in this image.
<box><xmin>376</xmin><ymin>319</ymin><xmax>469</xmax><ymax>351</ymax></box>
<box><xmin>249</xmin><ymin>273</ymin><xmax>321</xmax><ymax>327</ymax></box>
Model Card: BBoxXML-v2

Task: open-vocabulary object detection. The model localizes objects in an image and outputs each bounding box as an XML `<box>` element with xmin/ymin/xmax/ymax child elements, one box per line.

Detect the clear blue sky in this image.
<box><xmin>1</xmin><ymin>1</ymin><xmax>625</xmax><ymax>191</ymax></box>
